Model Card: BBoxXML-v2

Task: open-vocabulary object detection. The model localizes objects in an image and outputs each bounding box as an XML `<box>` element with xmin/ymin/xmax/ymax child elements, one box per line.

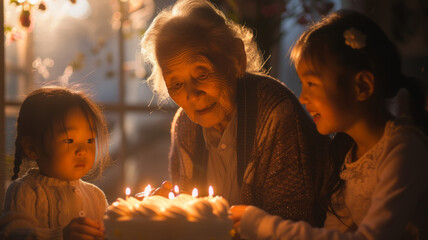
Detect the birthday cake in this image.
<box><xmin>104</xmin><ymin>193</ymin><xmax>233</xmax><ymax>240</ymax></box>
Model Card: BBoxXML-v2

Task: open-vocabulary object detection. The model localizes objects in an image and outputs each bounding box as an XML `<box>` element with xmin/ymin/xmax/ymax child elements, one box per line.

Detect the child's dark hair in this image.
<box><xmin>291</xmin><ymin>10</ymin><xmax>428</xmax><ymax>218</ymax></box>
<box><xmin>12</xmin><ymin>86</ymin><xmax>110</xmax><ymax>181</ymax></box>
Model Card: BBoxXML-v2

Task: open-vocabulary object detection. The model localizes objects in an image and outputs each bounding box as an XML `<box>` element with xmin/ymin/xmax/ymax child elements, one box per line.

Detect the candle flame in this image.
<box><xmin>192</xmin><ymin>188</ymin><xmax>198</xmax><ymax>198</ymax></box>
<box><xmin>174</xmin><ymin>185</ymin><xmax>179</xmax><ymax>194</ymax></box>
<box><xmin>125</xmin><ymin>187</ymin><xmax>131</xmax><ymax>196</ymax></box>
<box><xmin>168</xmin><ymin>192</ymin><xmax>175</xmax><ymax>200</ymax></box>
<box><xmin>209</xmin><ymin>186</ymin><xmax>214</xmax><ymax>197</ymax></box>
<box><xmin>144</xmin><ymin>184</ymin><xmax>152</xmax><ymax>198</ymax></box>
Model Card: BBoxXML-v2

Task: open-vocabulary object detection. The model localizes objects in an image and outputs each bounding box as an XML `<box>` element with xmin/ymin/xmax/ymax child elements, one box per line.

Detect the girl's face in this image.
<box><xmin>38</xmin><ymin>107</ymin><xmax>96</xmax><ymax>180</ymax></box>
<box><xmin>159</xmin><ymin>49</ymin><xmax>236</xmax><ymax>132</ymax></box>
<box><xmin>297</xmin><ymin>59</ymin><xmax>356</xmax><ymax>135</ymax></box>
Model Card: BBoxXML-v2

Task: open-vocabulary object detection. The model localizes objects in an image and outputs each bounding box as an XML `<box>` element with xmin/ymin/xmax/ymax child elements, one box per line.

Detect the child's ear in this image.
<box><xmin>354</xmin><ymin>71</ymin><xmax>375</xmax><ymax>101</ymax></box>
<box><xmin>232</xmin><ymin>38</ymin><xmax>246</xmax><ymax>78</ymax></box>
<box><xmin>21</xmin><ymin>136</ymin><xmax>39</xmax><ymax>160</ymax></box>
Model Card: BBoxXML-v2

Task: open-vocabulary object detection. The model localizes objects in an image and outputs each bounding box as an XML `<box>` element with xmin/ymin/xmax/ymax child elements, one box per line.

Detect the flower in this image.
<box><xmin>343</xmin><ymin>27</ymin><xmax>366</xmax><ymax>49</ymax></box>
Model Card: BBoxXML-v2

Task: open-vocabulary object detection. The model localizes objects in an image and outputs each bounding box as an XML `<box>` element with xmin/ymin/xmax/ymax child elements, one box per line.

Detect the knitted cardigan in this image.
<box><xmin>0</xmin><ymin>168</ymin><xmax>107</xmax><ymax>240</ymax></box>
<box><xmin>169</xmin><ymin>73</ymin><xmax>329</xmax><ymax>226</ymax></box>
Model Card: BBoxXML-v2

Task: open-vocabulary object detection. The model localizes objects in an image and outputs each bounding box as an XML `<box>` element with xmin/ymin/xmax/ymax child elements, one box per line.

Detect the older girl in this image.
<box><xmin>231</xmin><ymin>10</ymin><xmax>428</xmax><ymax>240</ymax></box>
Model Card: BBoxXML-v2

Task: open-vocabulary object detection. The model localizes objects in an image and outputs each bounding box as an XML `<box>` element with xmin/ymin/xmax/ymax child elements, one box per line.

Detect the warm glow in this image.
<box><xmin>125</xmin><ymin>187</ymin><xmax>131</xmax><ymax>196</ymax></box>
<box><xmin>209</xmin><ymin>186</ymin><xmax>214</xmax><ymax>197</ymax></box>
<box><xmin>113</xmin><ymin>201</ymin><xmax>119</xmax><ymax>207</ymax></box>
<box><xmin>192</xmin><ymin>188</ymin><xmax>198</xmax><ymax>198</ymax></box>
<box><xmin>174</xmin><ymin>185</ymin><xmax>179</xmax><ymax>194</ymax></box>
<box><xmin>67</xmin><ymin>0</ymin><xmax>92</xmax><ymax>19</ymax></box>
<box><xmin>168</xmin><ymin>192</ymin><xmax>175</xmax><ymax>200</ymax></box>
<box><xmin>23</xmin><ymin>3</ymin><xmax>30</xmax><ymax>11</ymax></box>
<box><xmin>144</xmin><ymin>184</ymin><xmax>152</xmax><ymax>198</ymax></box>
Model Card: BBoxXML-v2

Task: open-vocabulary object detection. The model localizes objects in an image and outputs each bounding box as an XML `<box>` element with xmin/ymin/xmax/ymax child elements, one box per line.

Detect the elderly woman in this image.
<box><xmin>141</xmin><ymin>0</ymin><xmax>329</xmax><ymax>226</ymax></box>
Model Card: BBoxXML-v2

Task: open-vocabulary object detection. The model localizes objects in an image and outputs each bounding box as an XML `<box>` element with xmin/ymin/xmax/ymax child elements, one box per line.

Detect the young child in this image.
<box><xmin>0</xmin><ymin>86</ymin><xmax>110</xmax><ymax>240</ymax></box>
<box><xmin>230</xmin><ymin>10</ymin><xmax>428</xmax><ymax>240</ymax></box>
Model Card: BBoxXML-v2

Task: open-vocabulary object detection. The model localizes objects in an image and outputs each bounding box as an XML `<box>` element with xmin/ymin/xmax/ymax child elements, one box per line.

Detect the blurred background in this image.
<box><xmin>1</xmin><ymin>0</ymin><xmax>427</xmax><ymax>206</ymax></box>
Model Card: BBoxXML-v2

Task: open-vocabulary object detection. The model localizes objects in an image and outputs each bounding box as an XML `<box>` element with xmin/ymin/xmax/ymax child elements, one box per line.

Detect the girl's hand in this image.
<box><xmin>230</xmin><ymin>205</ymin><xmax>249</xmax><ymax>230</ymax></box>
<box><xmin>63</xmin><ymin>217</ymin><xmax>104</xmax><ymax>240</ymax></box>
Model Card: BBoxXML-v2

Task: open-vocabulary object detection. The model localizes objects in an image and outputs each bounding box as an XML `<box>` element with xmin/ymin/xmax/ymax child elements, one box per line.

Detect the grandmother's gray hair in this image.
<box><xmin>141</xmin><ymin>0</ymin><xmax>264</xmax><ymax>104</ymax></box>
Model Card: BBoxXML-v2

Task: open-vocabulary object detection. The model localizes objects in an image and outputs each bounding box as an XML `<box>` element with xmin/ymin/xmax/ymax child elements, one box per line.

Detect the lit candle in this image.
<box><xmin>192</xmin><ymin>188</ymin><xmax>198</xmax><ymax>198</ymax></box>
<box><xmin>144</xmin><ymin>184</ymin><xmax>152</xmax><ymax>198</ymax></box>
<box><xmin>208</xmin><ymin>186</ymin><xmax>214</xmax><ymax>197</ymax></box>
<box><xmin>168</xmin><ymin>192</ymin><xmax>175</xmax><ymax>200</ymax></box>
<box><xmin>125</xmin><ymin>187</ymin><xmax>131</xmax><ymax>199</ymax></box>
<box><xmin>174</xmin><ymin>185</ymin><xmax>179</xmax><ymax>194</ymax></box>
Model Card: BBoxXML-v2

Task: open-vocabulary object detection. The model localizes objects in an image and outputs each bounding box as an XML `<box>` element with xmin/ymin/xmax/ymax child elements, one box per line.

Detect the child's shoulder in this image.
<box><xmin>380</xmin><ymin>118</ymin><xmax>428</xmax><ymax>166</ymax></box>
<box><xmin>7</xmin><ymin>168</ymin><xmax>40</xmax><ymax>190</ymax></box>
<box><xmin>375</xmin><ymin>118</ymin><xmax>428</xmax><ymax>189</ymax></box>
<box><xmin>4</xmin><ymin>169</ymin><xmax>44</xmax><ymax>209</ymax></box>
<box><xmin>385</xmin><ymin>118</ymin><xmax>427</xmax><ymax>146</ymax></box>
<box><xmin>79</xmin><ymin>180</ymin><xmax>102</xmax><ymax>190</ymax></box>
<box><xmin>79</xmin><ymin>180</ymin><xmax>107</xmax><ymax>198</ymax></box>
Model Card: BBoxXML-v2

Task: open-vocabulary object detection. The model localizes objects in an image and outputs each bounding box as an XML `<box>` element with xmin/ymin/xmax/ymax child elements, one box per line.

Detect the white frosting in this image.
<box><xmin>105</xmin><ymin>194</ymin><xmax>230</xmax><ymax>221</ymax></box>
<box><xmin>104</xmin><ymin>194</ymin><xmax>233</xmax><ymax>240</ymax></box>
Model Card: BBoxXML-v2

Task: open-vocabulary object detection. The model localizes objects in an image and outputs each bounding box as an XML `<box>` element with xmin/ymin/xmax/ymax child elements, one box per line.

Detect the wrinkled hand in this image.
<box><xmin>152</xmin><ymin>181</ymin><xmax>173</xmax><ymax>197</ymax></box>
<box><xmin>63</xmin><ymin>217</ymin><xmax>104</xmax><ymax>240</ymax></box>
<box><xmin>230</xmin><ymin>205</ymin><xmax>249</xmax><ymax>232</ymax></box>
<box><xmin>135</xmin><ymin>181</ymin><xmax>173</xmax><ymax>200</ymax></box>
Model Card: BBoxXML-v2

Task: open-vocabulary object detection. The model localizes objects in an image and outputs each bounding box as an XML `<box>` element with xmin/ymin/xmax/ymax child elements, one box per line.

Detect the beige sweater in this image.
<box><xmin>0</xmin><ymin>168</ymin><xmax>107</xmax><ymax>240</ymax></box>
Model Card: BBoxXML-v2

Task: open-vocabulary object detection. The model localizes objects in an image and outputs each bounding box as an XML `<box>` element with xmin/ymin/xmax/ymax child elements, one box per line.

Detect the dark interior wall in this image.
<box><xmin>342</xmin><ymin>0</ymin><xmax>428</xmax><ymax>81</ymax></box>
<box><xmin>277</xmin><ymin>0</ymin><xmax>428</xmax><ymax>96</ymax></box>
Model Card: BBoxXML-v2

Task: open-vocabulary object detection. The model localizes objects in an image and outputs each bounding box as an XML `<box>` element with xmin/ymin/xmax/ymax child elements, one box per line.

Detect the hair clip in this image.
<box><xmin>343</xmin><ymin>27</ymin><xmax>366</xmax><ymax>49</ymax></box>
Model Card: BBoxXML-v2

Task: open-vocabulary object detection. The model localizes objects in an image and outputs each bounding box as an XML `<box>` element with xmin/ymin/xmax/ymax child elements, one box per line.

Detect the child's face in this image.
<box><xmin>297</xmin><ymin>59</ymin><xmax>356</xmax><ymax>135</ymax></box>
<box><xmin>38</xmin><ymin>107</ymin><xmax>96</xmax><ymax>181</ymax></box>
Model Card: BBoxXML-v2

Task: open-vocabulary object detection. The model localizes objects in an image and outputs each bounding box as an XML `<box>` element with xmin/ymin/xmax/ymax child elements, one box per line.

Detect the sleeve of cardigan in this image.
<box><xmin>1</xmin><ymin>181</ymin><xmax>63</xmax><ymax>240</ymax></box>
<box><xmin>0</xmin><ymin>212</ymin><xmax>63</xmax><ymax>240</ymax></box>
<box><xmin>169</xmin><ymin>108</ymin><xmax>182</xmax><ymax>184</ymax></box>
<box><xmin>169</xmin><ymin>128</ymin><xmax>194</xmax><ymax>191</ymax></box>
<box><xmin>238</xmin><ymin>206</ymin><xmax>365</xmax><ymax>240</ymax></box>
<box><xmin>256</xmin><ymin>98</ymin><xmax>317</xmax><ymax>224</ymax></box>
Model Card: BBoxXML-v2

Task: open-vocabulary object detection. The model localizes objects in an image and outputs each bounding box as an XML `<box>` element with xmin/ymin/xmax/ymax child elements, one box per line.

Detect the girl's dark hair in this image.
<box><xmin>291</xmin><ymin>10</ymin><xmax>428</xmax><ymax>217</ymax></box>
<box><xmin>12</xmin><ymin>86</ymin><xmax>110</xmax><ymax>181</ymax></box>
<box><xmin>320</xmin><ymin>133</ymin><xmax>354</xmax><ymax>220</ymax></box>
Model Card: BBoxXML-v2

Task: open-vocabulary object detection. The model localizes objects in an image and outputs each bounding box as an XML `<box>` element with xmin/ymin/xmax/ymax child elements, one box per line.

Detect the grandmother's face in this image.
<box><xmin>159</xmin><ymin>49</ymin><xmax>236</xmax><ymax>132</ymax></box>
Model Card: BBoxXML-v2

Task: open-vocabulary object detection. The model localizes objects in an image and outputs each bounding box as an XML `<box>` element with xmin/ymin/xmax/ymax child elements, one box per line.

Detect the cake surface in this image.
<box><xmin>104</xmin><ymin>194</ymin><xmax>233</xmax><ymax>240</ymax></box>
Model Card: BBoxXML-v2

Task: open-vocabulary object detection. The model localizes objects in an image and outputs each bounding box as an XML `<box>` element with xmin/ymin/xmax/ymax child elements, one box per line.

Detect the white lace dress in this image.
<box><xmin>238</xmin><ymin>119</ymin><xmax>428</xmax><ymax>240</ymax></box>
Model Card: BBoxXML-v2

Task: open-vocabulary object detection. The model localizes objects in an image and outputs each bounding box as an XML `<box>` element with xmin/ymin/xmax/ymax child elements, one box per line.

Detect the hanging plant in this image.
<box><xmin>19</xmin><ymin>9</ymin><xmax>31</xmax><ymax>28</ymax></box>
<box><xmin>8</xmin><ymin>0</ymin><xmax>77</xmax><ymax>29</ymax></box>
